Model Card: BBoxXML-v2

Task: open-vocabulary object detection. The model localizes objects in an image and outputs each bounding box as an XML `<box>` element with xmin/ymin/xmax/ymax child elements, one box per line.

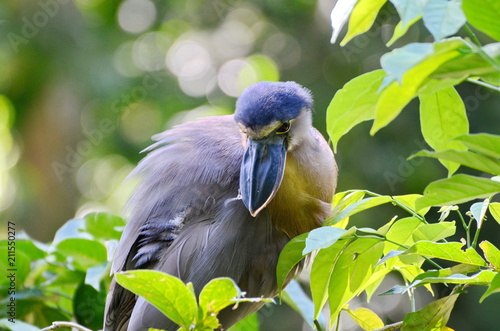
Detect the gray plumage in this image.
<box><xmin>104</xmin><ymin>82</ymin><xmax>337</xmax><ymax>331</ymax></box>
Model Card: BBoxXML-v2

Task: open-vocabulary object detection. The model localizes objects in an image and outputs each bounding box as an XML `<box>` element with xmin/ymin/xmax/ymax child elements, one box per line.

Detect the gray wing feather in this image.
<box><xmin>111</xmin><ymin>115</ymin><xmax>243</xmax><ymax>274</ymax></box>
<box><xmin>106</xmin><ymin>115</ymin><xmax>271</xmax><ymax>331</ymax></box>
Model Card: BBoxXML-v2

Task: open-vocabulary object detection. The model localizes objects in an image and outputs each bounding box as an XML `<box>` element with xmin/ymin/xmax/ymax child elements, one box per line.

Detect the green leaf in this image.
<box><xmin>418</xmin><ymin>86</ymin><xmax>469</xmax><ymax>175</ymax></box>
<box><xmin>326</xmin><ymin>196</ymin><xmax>392</xmax><ymax>226</ymax></box>
<box><xmin>330</xmin><ymin>0</ymin><xmax>358</xmax><ymax>43</ymax></box>
<box><xmin>73</xmin><ymin>283</ymin><xmax>106</xmax><ymax>330</ymax></box>
<box><xmin>346</xmin><ymin>307</ymin><xmax>384</xmax><ymax>330</ymax></box>
<box><xmin>115</xmin><ymin>270</ymin><xmax>198</xmax><ymax>329</ymax></box>
<box><xmin>455</xmin><ymin>133</ymin><xmax>500</xmax><ymax>159</ymax></box>
<box><xmin>14</xmin><ymin>299</ymin><xmax>71</xmax><ymax>329</ymax></box>
<box><xmin>341</xmin><ymin>0</ymin><xmax>388</xmax><ymax>46</ymax></box>
<box><xmin>372</xmin><ymin>39</ymin><xmax>465</xmax><ymax>134</ymax></box>
<box><xmin>415</xmin><ymin>263</ymin><xmax>481</xmax><ymax>280</ymax></box>
<box><xmin>470</xmin><ymin>198</ymin><xmax>490</xmax><ymax>229</ymax></box>
<box><xmin>326</xmin><ymin>70</ymin><xmax>386</xmax><ymax>152</ymax></box>
<box><xmin>411</xmin><ymin>150</ymin><xmax>500</xmax><ymax>175</ymax></box>
<box><xmin>0</xmin><ymin>241</ymin><xmax>31</xmax><ymax>288</ymax></box>
<box><xmin>401</xmin><ymin>294</ymin><xmax>458</xmax><ymax>331</ymax></box>
<box><xmin>55</xmin><ymin>238</ymin><xmax>107</xmax><ymax>271</ymax></box>
<box><xmin>276</xmin><ymin>233</ymin><xmax>308</xmax><ymax>290</ymax></box>
<box><xmin>406</xmin><ymin>241</ymin><xmax>487</xmax><ymax>266</ymax></box>
<box><xmin>412</xmin><ymin>221</ymin><xmax>456</xmax><ymax>242</ymax></box>
<box><xmin>462</xmin><ymin>0</ymin><xmax>500</xmax><ymax>42</ymax></box>
<box><xmin>50</xmin><ymin>218</ymin><xmax>92</xmax><ymax>248</ymax></box>
<box><xmin>390</xmin><ymin>0</ymin><xmax>424</xmax><ymax>28</ymax></box>
<box><xmin>479</xmin><ymin>43</ymin><xmax>500</xmax><ymax>84</ymax></box>
<box><xmin>400</xmin><ymin>265</ymin><xmax>435</xmax><ymax>294</ymax></box>
<box><xmin>15</xmin><ymin>237</ymin><xmax>46</xmax><ymax>261</ymax></box>
<box><xmin>416</xmin><ymin>174</ymin><xmax>500</xmax><ymax>210</ymax></box>
<box><xmin>282</xmin><ymin>279</ymin><xmax>326</xmax><ymax>330</ymax></box>
<box><xmin>489</xmin><ymin>202</ymin><xmax>500</xmax><ymax>225</ymax></box>
<box><xmin>303</xmin><ymin>227</ymin><xmax>347</xmax><ymax>255</ymax></box>
<box><xmin>85</xmin><ymin>262</ymin><xmax>109</xmax><ymax>290</ymax></box>
<box><xmin>227</xmin><ymin>313</ymin><xmax>259</xmax><ymax>331</ymax></box>
<box><xmin>427</xmin><ymin>51</ymin><xmax>498</xmax><ymax>85</ymax></box>
<box><xmin>364</xmin><ymin>267</ymin><xmax>393</xmax><ymax>301</ymax></box>
<box><xmin>480</xmin><ymin>272</ymin><xmax>500</xmax><ymax>302</ymax></box>
<box><xmin>199</xmin><ymin>277</ymin><xmax>240</xmax><ymax>324</ymax></box>
<box><xmin>378</xmin><ymin>249</ymin><xmax>405</xmax><ymax>266</ymax></box>
<box><xmin>422</xmin><ymin>0</ymin><xmax>466</xmax><ymax>41</ymax></box>
<box><xmin>0</xmin><ymin>319</ymin><xmax>41</xmax><ymax>331</ymax></box>
<box><xmin>384</xmin><ymin>217</ymin><xmax>423</xmax><ymax>255</ymax></box>
<box><xmin>392</xmin><ymin>194</ymin><xmax>430</xmax><ymax>216</ymax></box>
<box><xmin>382</xmin><ymin>270</ymin><xmax>495</xmax><ymax>296</ymax></box>
<box><xmin>310</xmin><ymin>240</ymin><xmax>350</xmax><ymax>319</ymax></box>
<box><xmin>376</xmin><ymin>216</ymin><xmax>398</xmax><ymax>236</ymax></box>
<box><xmin>46</xmin><ymin>268</ymin><xmax>85</xmax><ymax>287</ymax></box>
<box><xmin>386</xmin><ymin>16</ymin><xmax>421</xmax><ymax>47</ymax></box>
<box><xmin>381</xmin><ymin>43</ymin><xmax>434</xmax><ymax>83</ymax></box>
<box><xmin>328</xmin><ymin>238</ymin><xmax>384</xmax><ymax>327</ymax></box>
<box><xmin>332</xmin><ymin>190</ymin><xmax>365</xmax><ymax>208</ymax></box>
<box><xmin>84</xmin><ymin>213</ymin><xmax>125</xmax><ymax>241</ymax></box>
<box><xmin>418</xmin><ymin>76</ymin><xmax>469</xmax><ymax>95</ymax></box>
<box><xmin>421</xmin><ymin>270</ymin><xmax>494</xmax><ymax>286</ymax></box>
<box><xmin>479</xmin><ymin>240</ymin><xmax>500</xmax><ymax>269</ymax></box>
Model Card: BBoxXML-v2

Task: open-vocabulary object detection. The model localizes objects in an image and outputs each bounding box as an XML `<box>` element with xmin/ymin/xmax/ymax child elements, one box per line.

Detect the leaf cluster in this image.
<box><xmin>276</xmin><ymin>0</ymin><xmax>500</xmax><ymax>329</ymax></box>
<box><xmin>0</xmin><ymin>213</ymin><xmax>124</xmax><ymax>330</ymax></box>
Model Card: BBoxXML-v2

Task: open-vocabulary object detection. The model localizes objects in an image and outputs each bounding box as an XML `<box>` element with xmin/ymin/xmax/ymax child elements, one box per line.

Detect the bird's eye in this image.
<box><xmin>276</xmin><ymin>121</ymin><xmax>291</xmax><ymax>134</ymax></box>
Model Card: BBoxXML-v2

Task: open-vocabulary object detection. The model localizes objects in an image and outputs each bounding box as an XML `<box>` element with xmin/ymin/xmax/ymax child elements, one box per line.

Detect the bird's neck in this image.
<box><xmin>268</xmin><ymin>148</ymin><xmax>329</xmax><ymax>238</ymax></box>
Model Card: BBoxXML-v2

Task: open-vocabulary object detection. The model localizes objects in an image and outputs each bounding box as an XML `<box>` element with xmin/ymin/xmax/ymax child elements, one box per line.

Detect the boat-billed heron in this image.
<box><xmin>104</xmin><ymin>81</ymin><xmax>337</xmax><ymax>330</ymax></box>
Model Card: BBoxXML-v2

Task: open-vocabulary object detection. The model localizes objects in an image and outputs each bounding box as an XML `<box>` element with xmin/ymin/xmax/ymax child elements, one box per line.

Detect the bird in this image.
<box><xmin>104</xmin><ymin>81</ymin><xmax>338</xmax><ymax>331</ymax></box>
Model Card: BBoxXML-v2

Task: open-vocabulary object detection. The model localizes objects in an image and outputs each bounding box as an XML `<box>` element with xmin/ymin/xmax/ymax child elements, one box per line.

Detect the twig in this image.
<box><xmin>455</xmin><ymin>209</ymin><xmax>470</xmax><ymax>248</ymax></box>
<box><xmin>314</xmin><ymin>319</ymin><xmax>325</xmax><ymax>331</ymax></box>
<box><xmin>363</xmin><ymin>190</ymin><xmax>428</xmax><ymax>224</ymax></box>
<box><xmin>40</xmin><ymin>321</ymin><xmax>93</xmax><ymax>331</ymax></box>
<box><xmin>464</xmin><ymin>24</ymin><xmax>481</xmax><ymax>47</ymax></box>
<box><xmin>373</xmin><ymin>321</ymin><xmax>403</xmax><ymax>331</ymax></box>
<box><xmin>466</xmin><ymin>78</ymin><xmax>500</xmax><ymax>92</ymax></box>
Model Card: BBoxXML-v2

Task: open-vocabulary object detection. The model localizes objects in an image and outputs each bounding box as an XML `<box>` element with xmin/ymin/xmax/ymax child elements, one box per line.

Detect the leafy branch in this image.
<box><xmin>275</xmin><ymin>0</ymin><xmax>500</xmax><ymax>329</ymax></box>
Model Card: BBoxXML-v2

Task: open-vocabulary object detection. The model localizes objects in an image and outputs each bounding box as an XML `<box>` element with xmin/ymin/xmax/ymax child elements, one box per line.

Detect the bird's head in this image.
<box><xmin>235</xmin><ymin>81</ymin><xmax>313</xmax><ymax>217</ymax></box>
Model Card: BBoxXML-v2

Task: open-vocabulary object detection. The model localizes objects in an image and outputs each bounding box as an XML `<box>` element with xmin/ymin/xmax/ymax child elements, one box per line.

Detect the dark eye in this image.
<box><xmin>276</xmin><ymin>121</ymin><xmax>290</xmax><ymax>134</ymax></box>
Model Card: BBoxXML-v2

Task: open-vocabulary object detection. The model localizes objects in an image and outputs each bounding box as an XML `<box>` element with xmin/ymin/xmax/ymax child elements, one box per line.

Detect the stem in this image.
<box><xmin>408</xmin><ymin>287</ymin><xmax>416</xmax><ymax>312</ymax></box>
<box><xmin>363</xmin><ymin>190</ymin><xmax>427</xmax><ymax>224</ymax></box>
<box><xmin>422</xmin><ymin>256</ymin><xmax>444</xmax><ymax>270</ymax></box>
<box><xmin>373</xmin><ymin>321</ymin><xmax>403</xmax><ymax>331</ymax></box>
<box><xmin>464</xmin><ymin>23</ymin><xmax>481</xmax><ymax>46</ymax></box>
<box><xmin>467</xmin><ymin>218</ymin><xmax>474</xmax><ymax>248</ymax></box>
<box><xmin>471</xmin><ymin>225</ymin><xmax>482</xmax><ymax>249</ymax></box>
<box><xmin>334</xmin><ymin>313</ymin><xmax>341</xmax><ymax>331</ymax></box>
<box><xmin>41</xmin><ymin>322</ymin><xmax>93</xmax><ymax>331</ymax></box>
<box><xmin>314</xmin><ymin>319</ymin><xmax>325</xmax><ymax>331</ymax></box>
<box><xmin>456</xmin><ymin>210</ymin><xmax>471</xmax><ymax>248</ymax></box>
<box><xmin>466</xmin><ymin>78</ymin><xmax>500</xmax><ymax>92</ymax></box>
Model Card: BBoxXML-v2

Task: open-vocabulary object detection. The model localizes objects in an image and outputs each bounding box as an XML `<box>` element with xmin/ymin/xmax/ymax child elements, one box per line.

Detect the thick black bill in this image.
<box><xmin>240</xmin><ymin>134</ymin><xmax>287</xmax><ymax>217</ymax></box>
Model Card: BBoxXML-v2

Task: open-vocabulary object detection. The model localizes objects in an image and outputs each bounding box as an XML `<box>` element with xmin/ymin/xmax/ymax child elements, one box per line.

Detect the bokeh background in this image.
<box><xmin>1</xmin><ymin>0</ymin><xmax>499</xmax><ymax>330</ymax></box>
